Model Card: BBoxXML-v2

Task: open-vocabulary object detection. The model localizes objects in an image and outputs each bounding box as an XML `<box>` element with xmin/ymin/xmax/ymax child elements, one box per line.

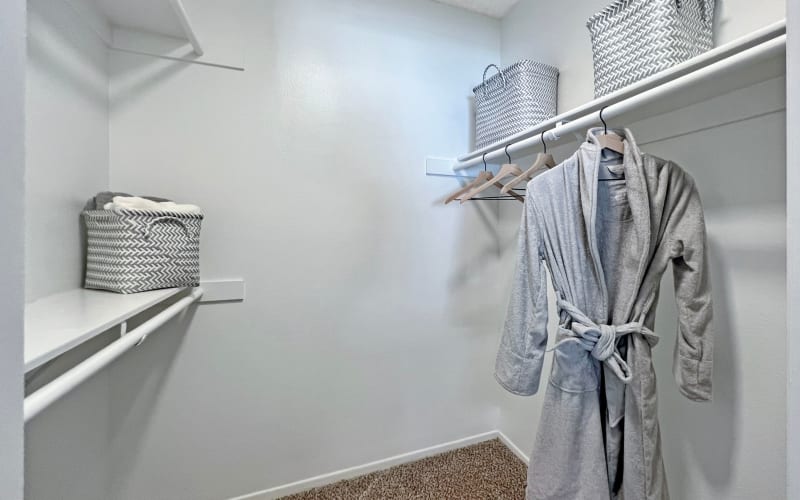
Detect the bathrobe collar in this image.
<box><xmin>577</xmin><ymin>127</ymin><xmax>652</xmax><ymax>324</ymax></box>
<box><xmin>577</xmin><ymin>127</ymin><xmax>654</xmax><ymax>428</ymax></box>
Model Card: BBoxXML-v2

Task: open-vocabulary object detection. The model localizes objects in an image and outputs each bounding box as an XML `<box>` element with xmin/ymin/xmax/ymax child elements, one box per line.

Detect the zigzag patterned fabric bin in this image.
<box><xmin>473</xmin><ymin>60</ymin><xmax>559</xmax><ymax>151</ymax></box>
<box><xmin>587</xmin><ymin>0</ymin><xmax>715</xmax><ymax>97</ymax></box>
<box><xmin>83</xmin><ymin>209</ymin><xmax>203</xmax><ymax>294</ymax></box>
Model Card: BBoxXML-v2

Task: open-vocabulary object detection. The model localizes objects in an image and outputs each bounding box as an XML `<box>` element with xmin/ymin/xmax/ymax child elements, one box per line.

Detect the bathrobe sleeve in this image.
<box><xmin>495</xmin><ymin>200</ymin><xmax>549</xmax><ymax>396</ymax></box>
<box><xmin>668</xmin><ymin>171</ymin><xmax>714</xmax><ymax>401</ymax></box>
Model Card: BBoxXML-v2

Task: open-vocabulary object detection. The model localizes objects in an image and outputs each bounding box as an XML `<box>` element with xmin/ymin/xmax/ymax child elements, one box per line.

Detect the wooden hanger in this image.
<box><xmin>487</xmin><ymin>178</ymin><xmax>525</xmax><ymax>203</ymax></box>
<box><xmin>460</xmin><ymin>174</ymin><xmax>524</xmax><ymax>202</ymax></box>
<box><xmin>441</xmin><ymin>155</ymin><xmax>524</xmax><ymax>204</ymax></box>
<box><xmin>500</xmin><ymin>154</ymin><xmax>554</xmax><ymax>194</ymax></box>
<box><xmin>501</xmin><ymin>133</ymin><xmax>555</xmax><ymax>194</ymax></box>
<box><xmin>442</xmin><ymin>170</ymin><xmax>493</xmax><ymax>204</ymax></box>
<box><xmin>596</xmin><ymin>107</ymin><xmax>625</xmax><ymax>155</ymax></box>
<box><xmin>448</xmin><ymin>171</ymin><xmax>525</xmax><ymax>202</ymax></box>
<box><xmin>460</xmin><ymin>147</ymin><xmax>524</xmax><ymax>204</ymax></box>
<box><xmin>460</xmin><ymin>161</ymin><xmax>523</xmax><ymax>203</ymax></box>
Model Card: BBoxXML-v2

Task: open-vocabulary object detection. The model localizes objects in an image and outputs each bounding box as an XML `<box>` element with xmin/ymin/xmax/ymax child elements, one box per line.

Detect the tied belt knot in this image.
<box><xmin>549</xmin><ymin>299</ymin><xmax>659</xmax><ymax>383</ymax></box>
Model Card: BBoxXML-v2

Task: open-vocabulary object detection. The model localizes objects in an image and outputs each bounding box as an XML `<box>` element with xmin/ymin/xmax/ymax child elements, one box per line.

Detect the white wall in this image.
<box><xmin>24</xmin><ymin>1</ymin><xmax>113</xmax><ymax>499</ymax></box>
<box><xmin>104</xmin><ymin>1</ymin><xmax>503</xmax><ymax>498</ymax></box>
<box><xmin>25</xmin><ymin>0</ymin><xmax>110</xmax><ymax>301</ymax></box>
<box><xmin>786</xmin><ymin>4</ymin><xmax>799</xmax><ymax>499</ymax></box>
<box><xmin>0</xmin><ymin>0</ymin><xmax>27</xmax><ymax>498</ymax></box>
<box><xmin>496</xmin><ymin>1</ymin><xmax>787</xmax><ymax>499</ymax></box>
<box><xmin>22</xmin><ymin>0</ymin><xmax>790</xmax><ymax>499</ymax></box>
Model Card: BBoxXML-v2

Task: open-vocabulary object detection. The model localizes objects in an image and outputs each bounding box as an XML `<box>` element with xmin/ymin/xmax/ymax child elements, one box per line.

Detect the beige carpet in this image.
<box><xmin>279</xmin><ymin>438</ymin><xmax>527</xmax><ymax>499</ymax></box>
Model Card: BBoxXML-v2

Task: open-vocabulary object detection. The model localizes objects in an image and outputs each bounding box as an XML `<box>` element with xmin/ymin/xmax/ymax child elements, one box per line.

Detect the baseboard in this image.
<box><xmin>496</xmin><ymin>430</ymin><xmax>530</xmax><ymax>464</ymax></box>
<box><xmin>228</xmin><ymin>430</ymin><xmax>506</xmax><ymax>500</ymax></box>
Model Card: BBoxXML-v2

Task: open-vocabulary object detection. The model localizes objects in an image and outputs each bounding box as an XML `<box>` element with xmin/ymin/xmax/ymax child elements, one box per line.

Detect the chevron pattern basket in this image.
<box><xmin>473</xmin><ymin>60</ymin><xmax>559</xmax><ymax>150</ymax></box>
<box><xmin>587</xmin><ymin>0</ymin><xmax>715</xmax><ymax>97</ymax></box>
<box><xmin>83</xmin><ymin>209</ymin><xmax>203</xmax><ymax>294</ymax></box>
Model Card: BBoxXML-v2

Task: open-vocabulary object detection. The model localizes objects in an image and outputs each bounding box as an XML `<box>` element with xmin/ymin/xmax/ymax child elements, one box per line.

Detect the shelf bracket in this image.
<box><xmin>168</xmin><ymin>0</ymin><xmax>204</xmax><ymax>56</ymax></box>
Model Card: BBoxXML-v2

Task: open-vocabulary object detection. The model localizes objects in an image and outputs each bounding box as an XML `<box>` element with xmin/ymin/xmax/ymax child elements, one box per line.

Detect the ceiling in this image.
<box><xmin>433</xmin><ymin>0</ymin><xmax>520</xmax><ymax>18</ymax></box>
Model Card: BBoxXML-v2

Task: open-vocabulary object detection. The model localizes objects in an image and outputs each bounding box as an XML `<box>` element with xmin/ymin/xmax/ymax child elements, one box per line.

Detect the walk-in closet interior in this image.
<box><xmin>1</xmin><ymin>0</ymin><xmax>798</xmax><ymax>498</ymax></box>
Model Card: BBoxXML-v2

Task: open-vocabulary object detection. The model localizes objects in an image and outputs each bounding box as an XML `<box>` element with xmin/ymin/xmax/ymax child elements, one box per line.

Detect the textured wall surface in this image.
<box><xmin>106</xmin><ymin>1</ymin><xmax>503</xmax><ymax>498</ymax></box>
<box><xmin>0</xmin><ymin>0</ymin><xmax>26</xmax><ymax>498</ymax></box>
<box><xmin>25</xmin><ymin>0</ymin><xmax>109</xmax><ymax>301</ymax></box>
<box><xmin>22</xmin><ymin>0</ymin><xmax>790</xmax><ymax>498</ymax></box>
<box><xmin>24</xmin><ymin>2</ymin><xmax>113</xmax><ymax>498</ymax></box>
<box><xmin>785</xmin><ymin>3</ymin><xmax>799</xmax><ymax>498</ymax></box>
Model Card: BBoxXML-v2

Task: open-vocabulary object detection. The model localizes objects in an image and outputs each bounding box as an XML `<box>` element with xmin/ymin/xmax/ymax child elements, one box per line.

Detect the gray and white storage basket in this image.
<box><xmin>587</xmin><ymin>0</ymin><xmax>715</xmax><ymax>97</ymax></box>
<box><xmin>473</xmin><ymin>60</ymin><xmax>559</xmax><ymax>150</ymax></box>
<box><xmin>83</xmin><ymin>209</ymin><xmax>203</xmax><ymax>294</ymax></box>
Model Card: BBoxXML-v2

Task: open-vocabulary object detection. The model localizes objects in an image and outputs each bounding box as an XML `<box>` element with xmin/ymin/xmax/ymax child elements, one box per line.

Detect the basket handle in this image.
<box><xmin>677</xmin><ymin>0</ymin><xmax>713</xmax><ymax>24</ymax></box>
<box><xmin>145</xmin><ymin>216</ymin><xmax>193</xmax><ymax>239</ymax></box>
<box><xmin>481</xmin><ymin>64</ymin><xmax>506</xmax><ymax>95</ymax></box>
<box><xmin>700</xmin><ymin>0</ymin><xmax>714</xmax><ymax>25</ymax></box>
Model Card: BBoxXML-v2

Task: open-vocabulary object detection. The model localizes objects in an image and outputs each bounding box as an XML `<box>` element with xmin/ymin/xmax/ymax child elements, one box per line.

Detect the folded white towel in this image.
<box><xmin>104</xmin><ymin>196</ymin><xmax>203</xmax><ymax>215</ymax></box>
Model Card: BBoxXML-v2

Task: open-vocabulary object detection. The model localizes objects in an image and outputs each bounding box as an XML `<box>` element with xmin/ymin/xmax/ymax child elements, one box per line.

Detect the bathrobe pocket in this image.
<box><xmin>549</xmin><ymin>327</ymin><xmax>600</xmax><ymax>393</ymax></box>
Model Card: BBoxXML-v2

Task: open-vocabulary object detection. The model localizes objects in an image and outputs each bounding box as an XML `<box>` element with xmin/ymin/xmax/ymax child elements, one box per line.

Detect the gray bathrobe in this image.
<box><xmin>496</xmin><ymin>128</ymin><xmax>713</xmax><ymax>500</ymax></box>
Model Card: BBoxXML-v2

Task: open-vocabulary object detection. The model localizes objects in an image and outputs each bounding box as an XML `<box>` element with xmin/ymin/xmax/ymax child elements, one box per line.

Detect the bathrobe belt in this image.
<box><xmin>550</xmin><ymin>299</ymin><xmax>660</xmax><ymax>384</ymax></box>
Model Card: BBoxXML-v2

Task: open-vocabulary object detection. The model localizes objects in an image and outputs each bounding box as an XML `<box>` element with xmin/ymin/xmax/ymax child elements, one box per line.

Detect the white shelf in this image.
<box><xmin>24</xmin><ymin>287</ymin><xmax>187</xmax><ymax>373</ymax></box>
<box><xmin>65</xmin><ymin>0</ymin><xmax>204</xmax><ymax>56</ymax></box>
<box><xmin>455</xmin><ymin>20</ymin><xmax>787</xmax><ymax>169</ymax></box>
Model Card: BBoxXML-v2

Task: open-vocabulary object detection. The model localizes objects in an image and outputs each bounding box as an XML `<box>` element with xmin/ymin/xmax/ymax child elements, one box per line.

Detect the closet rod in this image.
<box><xmin>453</xmin><ymin>35</ymin><xmax>786</xmax><ymax>171</ymax></box>
<box><xmin>23</xmin><ymin>287</ymin><xmax>204</xmax><ymax>423</ymax></box>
